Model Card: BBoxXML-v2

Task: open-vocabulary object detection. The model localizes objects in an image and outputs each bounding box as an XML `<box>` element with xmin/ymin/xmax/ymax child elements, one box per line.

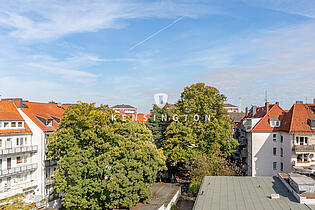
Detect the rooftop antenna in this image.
<box><xmin>306</xmin><ymin>96</ymin><xmax>308</xmax><ymax>104</ymax></box>
<box><xmin>239</xmin><ymin>97</ymin><xmax>242</xmax><ymax>112</ymax></box>
<box><xmin>265</xmin><ymin>90</ymin><xmax>268</xmax><ymax>102</ymax></box>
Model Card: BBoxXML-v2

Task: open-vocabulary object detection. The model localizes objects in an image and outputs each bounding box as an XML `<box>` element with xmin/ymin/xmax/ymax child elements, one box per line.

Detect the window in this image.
<box><xmin>273</xmin><ymin>162</ymin><xmax>277</xmax><ymax>170</ymax></box>
<box><xmin>273</xmin><ymin>134</ymin><xmax>277</xmax><ymax>142</ymax></box>
<box><xmin>273</xmin><ymin>148</ymin><xmax>277</xmax><ymax>156</ymax></box>
<box><xmin>20</xmin><ymin>138</ymin><xmax>23</xmax><ymax>146</ymax></box>
<box><xmin>24</xmin><ymin>138</ymin><xmax>27</xmax><ymax>145</ymax></box>
<box><xmin>46</xmin><ymin>119</ymin><xmax>53</xmax><ymax>127</ymax></box>
<box><xmin>16</xmin><ymin>157</ymin><xmax>22</xmax><ymax>164</ymax></box>
<box><xmin>11</xmin><ymin>122</ymin><xmax>16</xmax><ymax>127</ymax></box>
<box><xmin>4</xmin><ymin>122</ymin><xmax>9</xmax><ymax>128</ymax></box>
<box><xmin>24</xmin><ymin>156</ymin><xmax>27</xmax><ymax>163</ymax></box>
<box><xmin>18</xmin><ymin>122</ymin><xmax>23</xmax><ymax>127</ymax></box>
<box><xmin>281</xmin><ymin>135</ymin><xmax>283</xmax><ymax>142</ymax></box>
<box><xmin>296</xmin><ymin>136</ymin><xmax>308</xmax><ymax>145</ymax></box>
<box><xmin>281</xmin><ymin>148</ymin><xmax>283</xmax><ymax>157</ymax></box>
<box><xmin>16</xmin><ymin>138</ymin><xmax>19</xmax><ymax>146</ymax></box>
<box><xmin>0</xmin><ymin>139</ymin><xmax>2</xmax><ymax>147</ymax></box>
<box><xmin>281</xmin><ymin>162</ymin><xmax>283</xmax><ymax>171</ymax></box>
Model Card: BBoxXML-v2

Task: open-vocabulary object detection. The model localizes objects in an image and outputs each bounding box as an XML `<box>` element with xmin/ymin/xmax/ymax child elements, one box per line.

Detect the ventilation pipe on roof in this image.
<box><xmin>252</xmin><ymin>106</ymin><xmax>257</xmax><ymax>116</ymax></box>
<box><xmin>275</xmin><ymin>102</ymin><xmax>279</xmax><ymax>105</ymax></box>
<box><xmin>245</xmin><ymin>107</ymin><xmax>248</xmax><ymax>116</ymax></box>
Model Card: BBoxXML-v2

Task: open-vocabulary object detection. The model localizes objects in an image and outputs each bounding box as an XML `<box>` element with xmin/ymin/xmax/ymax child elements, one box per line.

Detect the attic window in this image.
<box><xmin>46</xmin><ymin>119</ymin><xmax>53</xmax><ymax>127</ymax></box>
<box><xmin>51</xmin><ymin>116</ymin><xmax>60</xmax><ymax>123</ymax></box>
<box><xmin>309</xmin><ymin>117</ymin><xmax>315</xmax><ymax>129</ymax></box>
<box><xmin>270</xmin><ymin>118</ymin><xmax>281</xmax><ymax>127</ymax></box>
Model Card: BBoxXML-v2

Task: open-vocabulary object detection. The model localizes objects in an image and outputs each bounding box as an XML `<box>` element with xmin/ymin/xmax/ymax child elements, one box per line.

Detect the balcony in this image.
<box><xmin>0</xmin><ymin>163</ymin><xmax>38</xmax><ymax>178</ymax></box>
<box><xmin>0</xmin><ymin>145</ymin><xmax>38</xmax><ymax>156</ymax></box>
<box><xmin>45</xmin><ymin>177</ymin><xmax>54</xmax><ymax>185</ymax></box>
<box><xmin>293</xmin><ymin>145</ymin><xmax>315</xmax><ymax>153</ymax></box>
<box><xmin>45</xmin><ymin>159</ymin><xmax>57</xmax><ymax>167</ymax></box>
<box><xmin>0</xmin><ymin>180</ymin><xmax>37</xmax><ymax>200</ymax></box>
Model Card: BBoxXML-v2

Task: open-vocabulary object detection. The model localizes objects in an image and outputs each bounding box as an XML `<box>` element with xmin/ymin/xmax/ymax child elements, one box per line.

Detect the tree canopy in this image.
<box><xmin>162</xmin><ymin>83</ymin><xmax>238</xmax><ymax>168</ymax></box>
<box><xmin>47</xmin><ymin>102</ymin><xmax>166</xmax><ymax>209</ymax></box>
<box><xmin>146</xmin><ymin>104</ymin><xmax>173</xmax><ymax>148</ymax></box>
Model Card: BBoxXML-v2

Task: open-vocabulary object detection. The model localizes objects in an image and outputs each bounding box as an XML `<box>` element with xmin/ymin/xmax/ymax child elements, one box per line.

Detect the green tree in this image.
<box><xmin>47</xmin><ymin>102</ymin><xmax>166</xmax><ymax>209</ymax></box>
<box><xmin>0</xmin><ymin>194</ymin><xmax>35</xmax><ymax>210</ymax></box>
<box><xmin>162</xmin><ymin>83</ymin><xmax>238</xmax><ymax>170</ymax></box>
<box><xmin>188</xmin><ymin>152</ymin><xmax>240</xmax><ymax>196</ymax></box>
<box><xmin>146</xmin><ymin>104</ymin><xmax>173</xmax><ymax>148</ymax></box>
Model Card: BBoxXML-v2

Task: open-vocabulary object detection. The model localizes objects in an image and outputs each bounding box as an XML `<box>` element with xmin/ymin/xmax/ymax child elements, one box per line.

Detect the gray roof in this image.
<box><xmin>193</xmin><ymin>176</ymin><xmax>315</xmax><ymax>210</ymax></box>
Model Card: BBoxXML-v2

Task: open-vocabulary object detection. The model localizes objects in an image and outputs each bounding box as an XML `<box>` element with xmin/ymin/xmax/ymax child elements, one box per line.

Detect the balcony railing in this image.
<box><xmin>293</xmin><ymin>145</ymin><xmax>315</xmax><ymax>153</ymax></box>
<box><xmin>0</xmin><ymin>180</ymin><xmax>38</xmax><ymax>200</ymax></box>
<box><xmin>0</xmin><ymin>145</ymin><xmax>38</xmax><ymax>156</ymax></box>
<box><xmin>45</xmin><ymin>177</ymin><xmax>54</xmax><ymax>185</ymax></box>
<box><xmin>0</xmin><ymin>163</ymin><xmax>38</xmax><ymax>177</ymax></box>
<box><xmin>45</xmin><ymin>159</ymin><xmax>57</xmax><ymax>167</ymax></box>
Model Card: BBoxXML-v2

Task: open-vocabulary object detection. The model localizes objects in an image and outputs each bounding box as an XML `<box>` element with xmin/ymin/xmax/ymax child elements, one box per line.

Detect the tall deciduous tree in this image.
<box><xmin>47</xmin><ymin>102</ymin><xmax>166</xmax><ymax>209</ymax></box>
<box><xmin>146</xmin><ymin>104</ymin><xmax>173</xmax><ymax>148</ymax></box>
<box><xmin>162</xmin><ymin>83</ymin><xmax>238</xmax><ymax>169</ymax></box>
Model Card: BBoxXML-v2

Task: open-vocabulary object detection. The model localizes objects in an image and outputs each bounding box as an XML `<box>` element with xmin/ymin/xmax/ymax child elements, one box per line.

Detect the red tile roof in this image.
<box><xmin>0</xmin><ymin>100</ymin><xmax>32</xmax><ymax>135</ymax></box>
<box><xmin>251</xmin><ymin>104</ymin><xmax>286</xmax><ymax>132</ymax></box>
<box><xmin>281</xmin><ymin>103</ymin><xmax>315</xmax><ymax>134</ymax></box>
<box><xmin>22</xmin><ymin>102</ymin><xmax>66</xmax><ymax>132</ymax></box>
<box><xmin>127</xmin><ymin>114</ymin><xmax>151</xmax><ymax>123</ymax></box>
<box><xmin>112</xmin><ymin>104</ymin><xmax>135</xmax><ymax>109</ymax></box>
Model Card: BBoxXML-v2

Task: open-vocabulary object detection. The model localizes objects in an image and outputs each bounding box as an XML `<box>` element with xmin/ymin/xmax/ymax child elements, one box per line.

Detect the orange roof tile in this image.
<box><xmin>0</xmin><ymin>100</ymin><xmax>32</xmax><ymax>135</ymax></box>
<box><xmin>281</xmin><ymin>103</ymin><xmax>315</xmax><ymax>134</ymax></box>
<box><xmin>22</xmin><ymin>102</ymin><xmax>66</xmax><ymax>132</ymax></box>
<box><xmin>251</xmin><ymin>104</ymin><xmax>286</xmax><ymax>132</ymax></box>
<box><xmin>127</xmin><ymin>114</ymin><xmax>151</xmax><ymax>123</ymax></box>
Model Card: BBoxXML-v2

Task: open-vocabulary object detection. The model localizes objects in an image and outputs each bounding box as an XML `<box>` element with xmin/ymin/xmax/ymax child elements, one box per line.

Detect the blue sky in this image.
<box><xmin>0</xmin><ymin>0</ymin><xmax>315</xmax><ymax>113</ymax></box>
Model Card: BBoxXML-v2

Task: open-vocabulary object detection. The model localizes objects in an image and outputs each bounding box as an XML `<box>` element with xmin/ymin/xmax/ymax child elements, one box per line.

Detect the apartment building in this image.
<box><xmin>0</xmin><ymin>99</ymin><xmax>38</xmax><ymax>201</ymax></box>
<box><xmin>19</xmin><ymin>101</ymin><xmax>66</xmax><ymax>200</ymax></box>
<box><xmin>235</xmin><ymin>99</ymin><xmax>315</xmax><ymax>177</ymax></box>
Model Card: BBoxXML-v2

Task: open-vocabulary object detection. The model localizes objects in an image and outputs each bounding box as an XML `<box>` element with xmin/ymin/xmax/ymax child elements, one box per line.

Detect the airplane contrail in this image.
<box><xmin>129</xmin><ymin>16</ymin><xmax>184</xmax><ymax>51</ymax></box>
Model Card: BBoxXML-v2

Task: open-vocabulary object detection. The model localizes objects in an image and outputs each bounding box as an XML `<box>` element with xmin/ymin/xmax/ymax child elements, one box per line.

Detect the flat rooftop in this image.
<box><xmin>289</xmin><ymin>173</ymin><xmax>315</xmax><ymax>185</ymax></box>
<box><xmin>193</xmin><ymin>176</ymin><xmax>315</xmax><ymax>210</ymax></box>
<box><xmin>132</xmin><ymin>183</ymin><xmax>180</xmax><ymax>210</ymax></box>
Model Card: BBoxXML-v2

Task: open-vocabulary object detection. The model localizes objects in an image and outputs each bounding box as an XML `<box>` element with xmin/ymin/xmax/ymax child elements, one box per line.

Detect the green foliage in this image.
<box><xmin>188</xmin><ymin>153</ymin><xmax>240</xmax><ymax>196</ymax></box>
<box><xmin>146</xmin><ymin>104</ymin><xmax>173</xmax><ymax>148</ymax></box>
<box><xmin>0</xmin><ymin>194</ymin><xmax>35</xmax><ymax>210</ymax></box>
<box><xmin>188</xmin><ymin>178</ymin><xmax>202</xmax><ymax>197</ymax></box>
<box><xmin>162</xmin><ymin>83</ymin><xmax>238</xmax><ymax>168</ymax></box>
<box><xmin>47</xmin><ymin>102</ymin><xmax>166</xmax><ymax>209</ymax></box>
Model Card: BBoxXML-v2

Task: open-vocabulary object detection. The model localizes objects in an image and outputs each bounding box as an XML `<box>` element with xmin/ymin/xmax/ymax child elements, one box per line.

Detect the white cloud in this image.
<box><xmin>0</xmin><ymin>0</ymin><xmax>220</xmax><ymax>42</ymax></box>
<box><xmin>243</xmin><ymin>0</ymin><xmax>315</xmax><ymax>19</ymax></box>
<box><xmin>194</xmin><ymin>22</ymin><xmax>315</xmax><ymax>109</ymax></box>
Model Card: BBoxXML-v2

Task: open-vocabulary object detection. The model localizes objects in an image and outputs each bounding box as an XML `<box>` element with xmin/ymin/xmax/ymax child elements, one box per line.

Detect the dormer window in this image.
<box><xmin>46</xmin><ymin>119</ymin><xmax>53</xmax><ymax>127</ymax></box>
<box><xmin>309</xmin><ymin>117</ymin><xmax>315</xmax><ymax>129</ymax></box>
<box><xmin>270</xmin><ymin>118</ymin><xmax>281</xmax><ymax>127</ymax></box>
<box><xmin>36</xmin><ymin>116</ymin><xmax>53</xmax><ymax>127</ymax></box>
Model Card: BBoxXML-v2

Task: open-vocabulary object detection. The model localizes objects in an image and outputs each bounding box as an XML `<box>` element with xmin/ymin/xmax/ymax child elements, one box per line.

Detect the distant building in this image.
<box><xmin>224</xmin><ymin>103</ymin><xmax>240</xmax><ymax>113</ymax></box>
<box><xmin>111</xmin><ymin>104</ymin><xmax>136</xmax><ymax>114</ymax></box>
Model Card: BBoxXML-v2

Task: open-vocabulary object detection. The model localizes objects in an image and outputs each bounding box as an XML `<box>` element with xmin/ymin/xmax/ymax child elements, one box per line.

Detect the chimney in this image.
<box><xmin>265</xmin><ymin>101</ymin><xmax>269</xmax><ymax>113</ymax></box>
<box><xmin>1</xmin><ymin>98</ymin><xmax>23</xmax><ymax>108</ymax></box>
<box><xmin>296</xmin><ymin>101</ymin><xmax>303</xmax><ymax>104</ymax></box>
<box><xmin>313</xmin><ymin>98</ymin><xmax>315</xmax><ymax>104</ymax></box>
<box><xmin>245</xmin><ymin>107</ymin><xmax>248</xmax><ymax>116</ymax></box>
